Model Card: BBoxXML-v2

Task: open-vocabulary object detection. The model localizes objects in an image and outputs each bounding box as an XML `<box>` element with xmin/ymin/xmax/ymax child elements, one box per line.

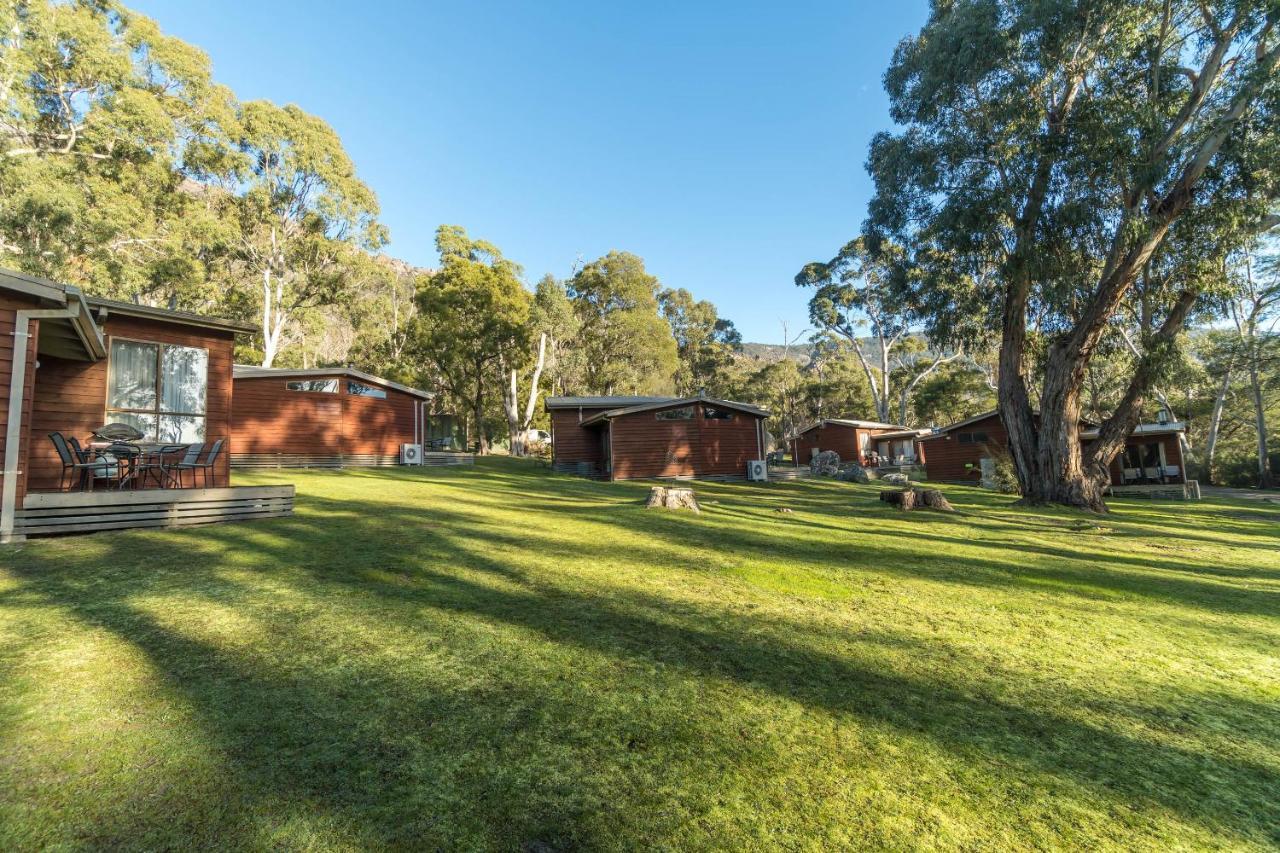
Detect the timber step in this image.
<box><xmin>16</xmin><ymin>485</ymin><xmax>295</xmax><ymax>537</ymax></box>
<box><xmin>768</xmin><ymin>467</ymin><xmax>814</xmax><ymax>481</ymax></box>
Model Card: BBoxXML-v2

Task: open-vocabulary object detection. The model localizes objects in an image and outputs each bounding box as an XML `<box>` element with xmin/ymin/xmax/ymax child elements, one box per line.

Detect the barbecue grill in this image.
<box><xmin>93</xmin><ymin>422</ymin><xmax>146</xmax><ymax>442</ymax></box>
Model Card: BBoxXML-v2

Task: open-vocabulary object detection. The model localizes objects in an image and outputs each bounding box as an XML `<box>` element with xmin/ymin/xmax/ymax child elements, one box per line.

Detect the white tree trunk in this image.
<box><xmin>1203</xmin><ymin>361</ymin><xmax>1232</xmax><ymax>484</ymax></box>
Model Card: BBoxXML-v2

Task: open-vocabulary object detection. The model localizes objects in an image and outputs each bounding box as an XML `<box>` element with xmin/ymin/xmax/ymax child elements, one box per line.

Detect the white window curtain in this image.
<box><xmin>107</xmin><ymin>340</ymin><xmax>159</xmax><ymax>411</ymax></box>
<box><xmin>106</xmin><ymin>340</ymin><xmax>208</xmax><ymax>442</ymax></box>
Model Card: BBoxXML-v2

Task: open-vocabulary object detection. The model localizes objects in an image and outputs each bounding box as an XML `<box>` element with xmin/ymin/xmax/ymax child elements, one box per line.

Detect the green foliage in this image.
<box><xmin>566</xmin><ymin>251</ymin><xmax>678</xmax><ymax>395</ymax></box>
<box><xmin>910</xmin><ymin>361</ymin><xmax>996</xmax><ymax>427</ymax></box>
<box><xmin>411</xmin><ymin>225</ymin><xmax>530</xmax><ymax>452</ymax></box>
<box><xmin>659</xmin><ymin>287</ymin><xmax>742</xmax><ymax>396</ymax></box>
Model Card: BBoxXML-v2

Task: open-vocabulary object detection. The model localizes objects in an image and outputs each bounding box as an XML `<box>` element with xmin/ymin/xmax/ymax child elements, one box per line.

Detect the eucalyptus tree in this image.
<box><xmin>411</xmin><ymin>226</ymin><xmax>530</xmax><ymax>454</ymax></box>
<box><xmin>866</xmin><ymin>0</ymin><xmax>1280</xmax><ymax>509</ymax></box>
<box><xmin>0</xmin><ymin>0</ymin><xmax>238</xmax><ymax>302</ymax></box>
<box><xmin>796</xmin><ymin>238</ymin><xmax>964</xmax><ymax>426</ymax></box>
<box><xmin>658</xmin><ymin>287</ymin><xmax>743</xmax><ymax>396</ymax></box>
<box><xmin>567</xmin><ymin>251</ymin><xmax>678</xmax><ymax>395</ymax></box>
<box><xmin>223</xmin><ymin>101</ymin><xmax>384</xmax><ymax>367</ymax></box>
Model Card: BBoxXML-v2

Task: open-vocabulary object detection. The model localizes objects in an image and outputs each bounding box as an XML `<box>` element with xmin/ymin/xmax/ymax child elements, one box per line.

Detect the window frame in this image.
<box><xmin>346</xmin><ymin>379</ymin><xmax>388</xmax><ymax>400</ymax></box>
<box><xmin>286</xmin><ymin>378</ymin><xmax>339</xmax><ymax>393</ymax></box>
<box><xmin>655</xmin><ymin>406</ymin><xmax>695</xmax><ymax>421</ymax></box>
<box><xmin>104</xmin><ymin>336</ymin><xmax>209</xmax><ymax>442</ymax></box>
<box><xmin>701</xmin><ymin>405</ymin><xmax>734</xmax><ymax>421</ymax></box>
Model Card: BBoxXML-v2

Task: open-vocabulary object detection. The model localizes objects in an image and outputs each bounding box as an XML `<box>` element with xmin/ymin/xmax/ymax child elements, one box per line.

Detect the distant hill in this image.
<box><xmin>739</xmin><ymin>342</ymin><xmax>811</xmax><ymax>366</ymax></box>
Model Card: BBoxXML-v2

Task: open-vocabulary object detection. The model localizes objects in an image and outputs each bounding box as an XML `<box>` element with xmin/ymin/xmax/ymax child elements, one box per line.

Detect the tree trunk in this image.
<box><xmin>473</xmin><ymin>380</ymin><xmax>488</xmax><ymax>455</ymax></box>
<box><xmin>1248</xmin><ymin>361</ymin><xmax>1273</xmax><ymax>489</ymax></box>
<box><xmin>1204</xmin><ymin>362</ymin><xmax>1232</xmax><ymax>484</ymax></box>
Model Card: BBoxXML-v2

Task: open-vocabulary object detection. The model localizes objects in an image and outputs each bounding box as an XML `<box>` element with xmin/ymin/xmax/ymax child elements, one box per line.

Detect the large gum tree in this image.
<box><xmin>865</xmin><ymin>0</ymin><xmax>1280</xmax><ymax>510</ymax></box>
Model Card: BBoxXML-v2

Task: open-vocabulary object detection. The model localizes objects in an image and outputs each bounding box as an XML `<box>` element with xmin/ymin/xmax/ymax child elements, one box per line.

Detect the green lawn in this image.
<box><xmin>2</xmin><ymin>460</ymin><xmax>1277</xmax><ymax>850</ymax></box>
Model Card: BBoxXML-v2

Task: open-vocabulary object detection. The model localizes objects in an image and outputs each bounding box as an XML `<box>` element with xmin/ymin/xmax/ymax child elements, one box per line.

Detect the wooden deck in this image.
<box><xmin>230</xmin><ymin>452</ymin><xmax>475</xmax><ymax>469</ymax></box>
<box><xmin>15</xmin><ymin>485</ymin><xmax>295</xmax><ymax>537</ymax></box>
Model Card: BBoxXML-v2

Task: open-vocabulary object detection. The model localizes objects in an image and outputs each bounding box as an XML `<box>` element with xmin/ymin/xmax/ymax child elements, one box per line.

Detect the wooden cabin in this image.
<box><xmin>791</xmin><ymin>418</ymin><xmax>928</xmax><ymax>467</ymax></box>
<box><xmin>547</xmin><ymin>395</ymin><xmax>769</xmax><ymax>481</ymax></box>
<box><xmin>230</xmin><ymin>366</ymin><xmax>469</xmax><ymax>469</ymax></box>
<box><xmin>0</xmin><ymin>268</ymin><xmax>293</xmax><ymax>541</ymax></box>
<box><xmin>920</xmin><ymin>409</ymin><xmax>1190</xmax><ymax>491</ymax></box>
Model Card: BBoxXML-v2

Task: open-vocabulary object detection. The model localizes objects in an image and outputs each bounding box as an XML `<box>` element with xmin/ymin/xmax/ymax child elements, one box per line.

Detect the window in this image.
<box><xmin>957</xmin><ymin>431</ymin><xmax>989</xmax><ymax>445</ymax></box>
<box><xmin>958</xmin><ymin>433</ymin><xmax>973</xmax><ymax>444</ymax></box>
<box><xmin>287</xmin><ymin>379</ymin><xmax>338</xmax><ymax>393</ymax></box>
<box><xmin>972</xmin><ymin>431</ymin><xmax>988</xmax><ymax>444</ymax></box>
<box><xmin>702</xmin><ymin>405</ymin><xmax>733</xmax><ymax>420</ymax></box>
<box><xmin>106</xmin><ymin>339</ymin><xmax>208</xmax><ymax>442</ymax></box>
<box><xmin>347</xmin><ymin>380</ymin><xmax>387</xmax><ymax>399</ymax></box>
<box><xmin>656</xmin><ymin>406</ymin><xmax>694</xmax><ymax>421</ymax></box>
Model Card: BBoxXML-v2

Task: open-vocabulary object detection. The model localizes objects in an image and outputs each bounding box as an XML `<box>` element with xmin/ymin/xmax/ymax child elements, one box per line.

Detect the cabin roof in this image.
<box><xmin>86</xmin><ymin>296</ymin><xmax>256</xmax><ymax>334</ymax></box>
<box><xmin>797</xmin><ymin>418</ymin><xmax>911</xmax><ymax>435</ymax></box>
<box><xmin>233</xmin><ymin>365</ymin><xmax>434</xmax><ymax>400</ymax></box>
<box><xmin>1080</xmin><ymin>422</ymin><xmax>1185</xmax><ymax>439</ymax></box>
<box><xmin>577</xmin><ymin>396</ymin><xmax>769</xmax><ymax>426</ymax></box>
<box><xmin>545</xmin><ymin>395</ymin><xmax>672</xmax><ymax>410</ymax></box>
<box><xmin>918</xmin><ymin>409</ymin><xmax>1002</xmax><ymax>439</ymax></box>
<box><xmin>873</xmin><ymin>427</ymin><xmax>935</xmax><ymax>440</ymax></box>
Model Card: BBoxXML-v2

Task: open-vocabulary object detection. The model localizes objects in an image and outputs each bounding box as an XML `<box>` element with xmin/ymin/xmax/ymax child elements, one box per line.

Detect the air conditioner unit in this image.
<box><xmin>400</xmin><ymin>443</ymin><xmax>423</xmax><ymax>465</ymax></box>
<box><xmin>746</xmin><ymin>459</ymin><xmax>767</xmax><ymax>482</ymax></box>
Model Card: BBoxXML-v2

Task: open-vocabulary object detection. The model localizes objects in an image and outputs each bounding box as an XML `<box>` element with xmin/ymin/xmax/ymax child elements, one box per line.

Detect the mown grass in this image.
<box><xmin>1</xmin><ymin>458</ymin><xmax>1277</xmax><ymax>850</ymax></box>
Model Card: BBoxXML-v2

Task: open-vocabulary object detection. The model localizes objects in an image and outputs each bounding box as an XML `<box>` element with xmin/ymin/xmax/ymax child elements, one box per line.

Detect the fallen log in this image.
<box><xmin>646</xmin><ymin>486</ymin><xmax>700</xmax><ymax>513</ymax></box>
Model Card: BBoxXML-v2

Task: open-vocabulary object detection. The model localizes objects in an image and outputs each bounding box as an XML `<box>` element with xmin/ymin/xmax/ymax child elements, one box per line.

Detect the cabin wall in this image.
<box><xmin>549</xmin><ymin>407</ymin><xmax>612</xmax><ymax>474</ymax></box>
<box><xmin>26</xmin><ymin>315</ymin><xmax>235</xmax><ymax>492</ymax></box>
<box><xmin>609</xmin><ymin>405</ymin><xmax>763</xmax><ymax>480</ymax></box>
<box><xmin>231</xmin><ymin>375</ymin><xmax>422</xmax><ymax>462</ymax></box>
<box><xmin>920</xmin><ymin>413</ymin><xmax>1007</xmax><ymax>482</ymax></box>
<box><xmin>0</xmin><ymin>295</ymin><xmax>40</xmax><ymax>502</ymax></box>
<box><xmin>793</xmin><ymin>424</ymin><xmax>904</xmax><ymax>465</ymax></box>
<box><xmin>1106</xmin><ymin>433</ymin><xmax>1186</xmax><ymax>484</ymax></box>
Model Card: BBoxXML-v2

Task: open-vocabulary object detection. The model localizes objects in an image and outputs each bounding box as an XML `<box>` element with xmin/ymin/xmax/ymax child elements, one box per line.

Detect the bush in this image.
<box><xmin>984</xmin><ymin>445</ymin><xmax>1021</xmax><ymax>494</ymax></box>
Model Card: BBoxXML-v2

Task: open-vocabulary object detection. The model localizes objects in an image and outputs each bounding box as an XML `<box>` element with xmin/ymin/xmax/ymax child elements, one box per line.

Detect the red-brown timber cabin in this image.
<box><xmin>791</xmin><ymin>418</ymin><xmax>930</xmax><ymax>467</ymax></box>
<box><xmin>547</xmin><ymin>395</ymin><xmax>770</xmax><ymax>480</ymax></box>
<box><xmin>231</xmin><ymin>366</ymin><xmax>440</xmax><ymax>468</ymax></box>
<box><xmin>0</xmin><ymin>268</ymin><xmax>271</xmax><ymax>541</ymax></box>
<box><xmin>920</xmin><ymin>409</ymin><xmax>1188</xmax><ymax>486</ymax></box>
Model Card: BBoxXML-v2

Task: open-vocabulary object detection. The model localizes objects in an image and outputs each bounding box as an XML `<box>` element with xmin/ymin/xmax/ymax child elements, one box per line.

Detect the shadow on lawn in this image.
<box><xmin>3</xmin><ymin>464</ymin><xmax>1279</xmax><ymax>848</ymax></box>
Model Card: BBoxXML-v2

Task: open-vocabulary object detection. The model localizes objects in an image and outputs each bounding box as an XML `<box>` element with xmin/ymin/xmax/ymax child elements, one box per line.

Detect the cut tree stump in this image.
<box><xmin>879</xmin><ymin>487</ymin><xmax>954</xmax><ymax>512</ymax></box>
<box><xmin>646</xmin><ymin>486</ymin><xmax>700</xmax><ymax>513</ymax></box>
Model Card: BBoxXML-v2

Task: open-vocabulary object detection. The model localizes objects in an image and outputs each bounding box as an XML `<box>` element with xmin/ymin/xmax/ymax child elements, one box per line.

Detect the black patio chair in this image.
<box><xmin>50</xmin><ymin>432</ymin><xmax>106</xmax><ymax>491</ymax></box>
<box><xmin>138</xmin><ymin>444</ymin><xmax>191</xmax><ymax>488</ymax></box>
<box><xmin>171</xmin><ymin>438</ymin><xmax>223</xmax><ymax>488</ymax></box>
<box><xmin>168</xmin><ymin>442</ymin><xmax>205</xmax><ymax>488</ymax></box>
<box><xmin>103</xmin><ymin>443</ymin><xmax>143</xmax><ymax>489</ymax></box>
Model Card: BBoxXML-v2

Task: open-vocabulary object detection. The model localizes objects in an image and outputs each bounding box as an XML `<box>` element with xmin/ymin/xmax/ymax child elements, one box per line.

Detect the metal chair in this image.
<box><xmin>168</xmin><ymin>443</ymin><xmax>206</xmax><ymax>488</ymax></box>
<box><xmin>172</xmin><ymin>438</ymin><xmax>224</xmax><ymax>488</ymax></box>
<box><xmin>49</xmin><ymin>432</ymin><xmax>109</xmax><ymax>491</ymax></box>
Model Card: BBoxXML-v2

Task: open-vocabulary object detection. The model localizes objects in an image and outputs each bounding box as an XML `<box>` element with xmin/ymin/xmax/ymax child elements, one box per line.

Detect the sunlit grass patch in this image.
<box><xmin>1</xmin><ymin>458</ymin><xmax>1277</xmax><ymax>849</ymax></box>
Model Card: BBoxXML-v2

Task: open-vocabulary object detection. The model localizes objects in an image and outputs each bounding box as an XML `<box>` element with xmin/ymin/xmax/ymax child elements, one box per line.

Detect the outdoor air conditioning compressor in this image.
<box><xmin>400</xmin><ymin>443</ymin><xmax>423</xmax><ymax>465</ymax></box>
<box><xmin>746</xmin><ymin>459</ymin><xmax>767</xmax><ymax>482</ymax></box>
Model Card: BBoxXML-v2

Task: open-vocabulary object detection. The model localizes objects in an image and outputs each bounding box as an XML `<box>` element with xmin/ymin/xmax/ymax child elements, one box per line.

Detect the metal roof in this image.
<box><xmin>578</xmin><ymin>396</ymin><xmax>769</xmax><ymax>426</ymax></box>
<box><xmin>797</xmin><ymin>418</ymin><xmax>911</xmax><ymax>435</ymax></box>
<box><xmin>233</xmin><ymin>365</ymin><xmax>434</xmax><ymax>400</ymax></box>
<box><xmin>545</xmin><ymin>395</ymin><xmax>672</xmax><ymax>410</ymax></box>
<box><xmin>1080</xmin><ymin>422</ymin><xmax>1185</xmax><ymax>439</ymax></box>
<box><xmin>87</xmin><ymin>296</ymin><xmax>256</xmax><ymax>334</ymax></box>
<box><xmin>873</xmin><ymin>427</ymin><xmax>935</xmax><ymax>440</ymax></box>
<box><xmin>918</xmin><ymin>409</ymin><xmax>1002</xmax><ymax>440</ymax></box>
<box><xmin>0</xmin><ymin>270</ymin><xmax>104</xmax><ymax>360</ymax></box>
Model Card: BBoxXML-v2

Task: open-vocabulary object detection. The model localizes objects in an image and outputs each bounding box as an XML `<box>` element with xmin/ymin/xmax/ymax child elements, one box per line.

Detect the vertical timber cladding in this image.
<box><xmin>0</xmin><ymin>293</ymin><xmax>42</xmax><ymax>502</ymax></box>
<box><xmin>230</xmin><ymin>370</ymin><xmax>425</xmax><ymax>464</ymax></box>
<box><xmin>608</xmin><ymin>402</ymin><xmax>765</xmax><ymax>480</ymax></box>
<box><xmin>919</xmin><ymin>412</ymin><xmax>1007</xmax><ymax>483</ymax></box>
<box><xmin>792</xmin><ymin>421</ymin><xmax>909</xmax><ymax>465</ymax></box>
<box><xmin>26</xmin><ymin>314</ymin><xmax>237</xmax><ymax>492</ymax></box>
<box><xmin>549</xmin><ymin>407</ymin><xmax>612</xmax><ymax>474</ymax></box>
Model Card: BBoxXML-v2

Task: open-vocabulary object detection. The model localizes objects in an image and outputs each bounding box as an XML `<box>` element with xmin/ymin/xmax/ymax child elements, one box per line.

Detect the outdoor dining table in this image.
<box><xmin>86</xmin><ymin>441</ymin><xmax>191</xmax><ymax>489</ymax></box>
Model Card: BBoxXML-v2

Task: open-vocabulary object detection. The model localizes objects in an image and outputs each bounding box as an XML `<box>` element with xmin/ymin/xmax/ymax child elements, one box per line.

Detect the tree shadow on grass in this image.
<box><xmin>4</xmin><ymin>489</ymin><xmax>1279</xmax><ymax>848</ymax></box>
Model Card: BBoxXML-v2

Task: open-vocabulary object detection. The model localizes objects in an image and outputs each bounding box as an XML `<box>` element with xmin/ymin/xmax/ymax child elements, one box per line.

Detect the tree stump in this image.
<box><xmin>879</xmin><ymin>487</ymin><xmax>954</xmax><ymax>512</ymax></box>
<box><xmin>646</xmin><ymin>486</ymin><xmax>700</xmax><ymax>513</ymax></box>
<box><xmin>879</xmin><ymin>488</ymin><xmax>917</xmax><ymax>510</ymax></box>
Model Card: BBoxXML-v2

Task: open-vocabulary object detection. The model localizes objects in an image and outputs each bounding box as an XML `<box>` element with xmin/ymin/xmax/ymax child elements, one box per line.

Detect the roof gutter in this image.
<box><xmin>2</xmin><ymin>300</ymin><xmax>96</xmax><ymax>543</ymax></box>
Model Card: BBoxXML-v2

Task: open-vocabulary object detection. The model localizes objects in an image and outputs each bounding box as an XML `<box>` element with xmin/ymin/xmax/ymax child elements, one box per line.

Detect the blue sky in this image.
<box><xmin>131</xmin><ymin>1</ymin><xmax>928</xmax><ymax>344</ymax></box>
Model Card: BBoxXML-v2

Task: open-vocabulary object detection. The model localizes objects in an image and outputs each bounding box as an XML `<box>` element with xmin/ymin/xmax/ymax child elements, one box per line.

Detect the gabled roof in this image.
<box><xmin>87</xmin><ymin>296</ymin><xmax>255</xmax><ymax>334</ymax></box>
<box><xmin>797</xmin><ymin>418</ymin><xmax>911</xmax><ymax>436</ymax></box>
<box><xmin>873</xmin><ymin>427</ymin><xmax>935</xmax><ymax>440</ymax></box>
<box><xmin>918</xmin><ymin>409</ymin><xmax>1002</xmax><ymax>440</ymax></box>
<box><xmin>233</xmin><ymin>365</ymin><xmax>433</xmax><ymax>400</ymax></box>
<box><xmin>0</xmin><ymin>269</ymin><xmax>105</xmax><ymax>361</ymax></box>
<box><xmin>545</xmin><ymin>395</ymin><xmax>672</xmax><ymax>410</ymax></box>
<box><xmin>1080</xmin><ymin>421</ymin><xmax>1185</xmax><ymax>439</ymax></box>
<box><xmin>578</xmin><ymin>396</ymin><xmax>769</xmax><ymax>426</ymax></box>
